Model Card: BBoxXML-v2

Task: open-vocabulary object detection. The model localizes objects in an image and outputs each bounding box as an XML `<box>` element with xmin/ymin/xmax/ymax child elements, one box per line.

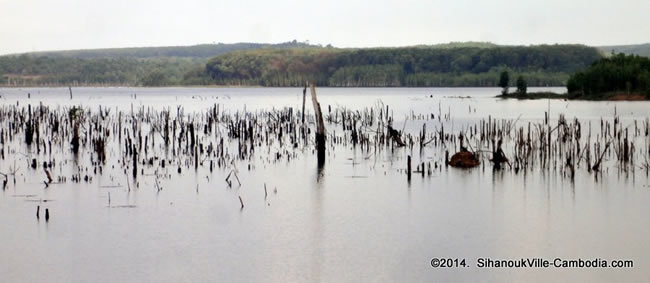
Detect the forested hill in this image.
<box><xmin>0</xmin><ymin>41</ymin><xmax>320</xmax><ymax>86</ymax></box>
<box><xmin>20</xmin><ymin>41</ymin><xmax>317</xmax><ymax>59</ymax></box>
<box><xmin>1</xmin><ymin>42</ymin><xmax>602</xmax><ymax>87</ymax></box>
<box><xmin>205</xmin><ymin>45</ymin><xmax>601</xmax><ymax>87</ymax></box>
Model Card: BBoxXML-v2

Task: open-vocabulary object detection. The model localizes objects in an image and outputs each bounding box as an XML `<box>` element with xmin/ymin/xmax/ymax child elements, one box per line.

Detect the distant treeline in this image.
<box><xmin>0</xmin><ymin>41</ymin><xmax>318</xmax><ymax>86</ymax></box>
<box><xmin>1</xmin><ymin>43</ymin><xmax>603</xmax><ymax>87</ymax></box>
<box><xmin>205</xmin><ymin>45</ymin><xmax>601</xmax><ymax>87</ymax></box>
<box><xmin>0</xmin><ymin>55</ymin><xmax>205</xmax><ymax>86</ymax></box>
<box><xmin>567</xmin><ymin>53</ymin><xmax>650</xmax><ymax>98</ymax></box>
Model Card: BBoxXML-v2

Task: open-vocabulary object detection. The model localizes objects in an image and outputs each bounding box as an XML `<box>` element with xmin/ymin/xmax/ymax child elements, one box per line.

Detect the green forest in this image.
<box><xmin>205</xmin><ymin>45</ymin><xmax>601</xmax><ymax>87</ymax></box>
<box><xmin>0</xmin><ymin>42</ymin><xmax>611</xmax><ymax>87</ymax></box>
<box><xmin>0</xmin><ymin>41</ymin><xmax>317</xmax><ymax>86</ymax></box>
<box><xmin>567</xmin><ymin>53</ymin><xmax>650</xmax><ymax>98</ymax></box>
<box><xmin>0</xmin><ymin>55</ymin><xmax>206</xmax><ymax>86</ymax></box>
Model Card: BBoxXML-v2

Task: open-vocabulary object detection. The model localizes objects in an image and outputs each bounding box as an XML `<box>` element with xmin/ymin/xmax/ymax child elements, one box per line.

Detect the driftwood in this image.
<box><xmin>225</xmin><ymin>167</ymin><xmax>241</xmax><ymax>187</ymax></box>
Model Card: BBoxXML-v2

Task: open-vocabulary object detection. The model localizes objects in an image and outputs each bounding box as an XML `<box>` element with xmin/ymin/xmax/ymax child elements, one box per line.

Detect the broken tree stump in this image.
<box><xmin>407</xmin><ymin>155</ymin><xmax>412</xmax><ymax>180</ymax></box>
<box><xmin>490</xmin><ymin>139</ymin><xmax>509</xmax><ymax>170</ymax></box>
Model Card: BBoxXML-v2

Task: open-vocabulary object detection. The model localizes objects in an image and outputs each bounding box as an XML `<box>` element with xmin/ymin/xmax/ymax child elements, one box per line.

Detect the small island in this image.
<box><xmin>496</xmin><ymin>70</ymin><xmax>568</xmax><ymax>99</ymax></box>
<box><xmin>498</xmin><ymin>53</ymin><xmax>650</xmax><ymax>100</ymax></box>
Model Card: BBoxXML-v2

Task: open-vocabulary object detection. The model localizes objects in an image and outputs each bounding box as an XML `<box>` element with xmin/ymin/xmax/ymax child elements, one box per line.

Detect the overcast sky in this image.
<box><xmin>1</xmin><ymin>0</ymin><xmax>648</xmax><ymax>55</ymax></box>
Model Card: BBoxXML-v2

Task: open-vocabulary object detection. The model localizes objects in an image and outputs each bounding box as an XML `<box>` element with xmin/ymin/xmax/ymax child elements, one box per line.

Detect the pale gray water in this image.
<box><xmin>0</xmin><ymin>87</ymin><xmax>648</xmax><ymax>282</ymax></box>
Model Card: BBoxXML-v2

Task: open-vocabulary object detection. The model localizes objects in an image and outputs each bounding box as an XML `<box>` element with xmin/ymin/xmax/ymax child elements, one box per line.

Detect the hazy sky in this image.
<box><xmin>1</xmin><ymin>0</ymin><xmax>648</xmax><ymax>55</ymax></box>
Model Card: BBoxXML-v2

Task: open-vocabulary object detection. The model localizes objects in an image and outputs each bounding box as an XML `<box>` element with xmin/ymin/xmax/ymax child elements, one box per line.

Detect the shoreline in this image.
<box><xmin>497</xmin><ymin>91</ymin><xmax>649</xmax><ymax>101</ymax></box>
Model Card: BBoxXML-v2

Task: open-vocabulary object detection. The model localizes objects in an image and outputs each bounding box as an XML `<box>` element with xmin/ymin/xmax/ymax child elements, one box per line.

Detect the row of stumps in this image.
<box><xmin>407</xmin><ymin>155</ymin><xmax>439</xmax><ymax>181</ymax></box>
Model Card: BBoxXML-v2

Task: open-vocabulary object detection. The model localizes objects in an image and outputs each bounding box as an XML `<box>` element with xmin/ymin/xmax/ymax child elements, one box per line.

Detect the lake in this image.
<box><xmin>0</xmin><ymin>87</ymin><xmax>648</xmax><ymax>282</ymax></box>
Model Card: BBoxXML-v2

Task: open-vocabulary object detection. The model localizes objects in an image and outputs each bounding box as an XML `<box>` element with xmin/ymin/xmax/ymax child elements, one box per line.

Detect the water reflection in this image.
<box><xmin>0</xmin><ymin>87</ymin><xmax>649</xmax><ymax>282</ymax></box>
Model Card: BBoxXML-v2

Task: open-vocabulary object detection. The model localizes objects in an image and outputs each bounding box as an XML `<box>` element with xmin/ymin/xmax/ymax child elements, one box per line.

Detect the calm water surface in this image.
<box><xmin>0</xmin><ymin>87</ymin><xmax>648</xmax><ymax>282</ymax></box>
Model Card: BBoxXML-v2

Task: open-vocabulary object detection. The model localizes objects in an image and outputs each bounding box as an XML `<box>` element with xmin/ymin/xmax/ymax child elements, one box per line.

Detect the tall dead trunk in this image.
<box><xmin>301</xmin><ymin>85</ymin><xmax>307</xmax><ymax>124</ymax></box>
<box><xmin>310</xmin><ymin>84</ymin><xmax>326</xmax><ymax>167</ymax></box>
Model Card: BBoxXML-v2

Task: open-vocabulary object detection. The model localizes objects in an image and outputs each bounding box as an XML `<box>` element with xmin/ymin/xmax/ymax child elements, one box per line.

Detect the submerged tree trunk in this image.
<box><xmin>310</xmin><ymin>84</ymin><xmax>326</xmax><ymax>167</ymax></box>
